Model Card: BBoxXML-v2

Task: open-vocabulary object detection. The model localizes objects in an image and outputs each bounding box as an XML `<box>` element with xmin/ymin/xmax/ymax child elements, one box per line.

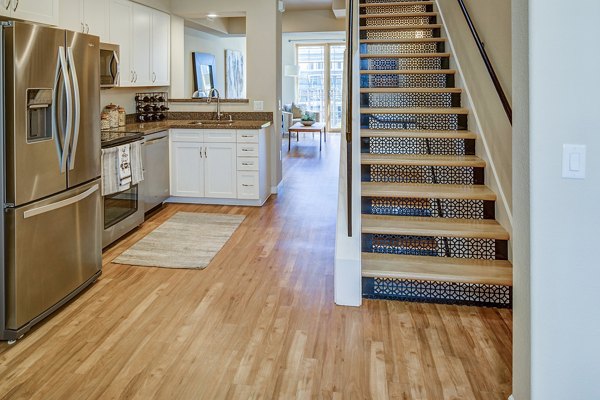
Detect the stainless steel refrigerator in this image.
<box><xmin>0</xmin><ymin>21</ymin><xmax>102</xmax><ymax>341</ymax></box>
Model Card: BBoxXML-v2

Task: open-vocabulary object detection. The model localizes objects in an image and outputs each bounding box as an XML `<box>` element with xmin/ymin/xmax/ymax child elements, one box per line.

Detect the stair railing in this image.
<box><xmin>345</xmin><ymin>0</ymin><xmax>354</xmax><ymax>236</ymax></box>
<box><xmin>456</xmin><ymin>0</ymin><xmax>512</xmax><ymax>124</ymax></box>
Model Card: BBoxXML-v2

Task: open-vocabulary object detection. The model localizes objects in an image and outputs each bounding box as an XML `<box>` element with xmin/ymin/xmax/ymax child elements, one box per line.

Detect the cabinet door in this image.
<box><xmin>13</xmin><ymin>0</ymin><xmax>59</xmax><ymax>25</ymax></box>
<box><xmin>131</xmin><ymin>3</ymin><xmax>152</xmax><ymax>86</ymax></box>
<box><xmin>0</xmin><ymin>0</ymin><xmax>11</xmax><ymax>18</ymax></box>
<box><xmin>83</xmin><ymin>0</ymin><xmax>109</xmax><ymax>42</ymax></box>
<box><xmin>58</xmin><ymin>0</ymin><xmax>83</xmax><ymax>33</ymax></box>
<box><xmin>204</xmin><ymin>143</ymin><xmax>237</xmax><ymax>199</ymax></box>
<box><xmin>109</xmin><ymin>0</ymin><xmax>132</xmax><ymax>86</ymax></box>
<box><xmin>151</xmin><ymin>9</ymin><xmax>170</xmax><ymax>86</ymax></box>
<box><xmin>170</xmin><ymin>142</ymin><xmax>204</xmax><ymax>197</ymax></box>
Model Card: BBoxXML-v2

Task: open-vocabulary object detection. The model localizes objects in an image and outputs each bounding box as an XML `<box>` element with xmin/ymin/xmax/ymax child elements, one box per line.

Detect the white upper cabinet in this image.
<box><xmin>151</xmin><ymin>9</ymin><xmax>170</xmax><ymax>86</ymax></box>
<box><xmin>109</xmin><ymin>0</ymin><xmax>132</xmax><ymax>86</ymax></box>
<box><xmin>5</xmin><ymin>0</ymin><xmax>59</xmax><ymax>25</ymax></box>
<box><xmin>108</xmin><ymin>0</ymin><xmax>169</xmax><ymax>87</ymax></box>
<box><xmin>58</xmin><ymin>0</ymin><xmax>82</xmax><ymax>32</ymax></box>
<box><xmin>131</xmin><ymin>3</ymin><xmax>152</xmax><ymax>86</ymax></box>
<box><xmin>59</xmin><ymin>0</ymin><xmax>108</xmax><ymax>41</ymax></box>
<box><xmin>82</xmin><ymin>0</ymin><xmax>109</xmax><ymax>40</ymax></box>
<box><xmin>0</xmin><ymin>0</ymin><xmax>11</xmax><ymax>18</ymax></box>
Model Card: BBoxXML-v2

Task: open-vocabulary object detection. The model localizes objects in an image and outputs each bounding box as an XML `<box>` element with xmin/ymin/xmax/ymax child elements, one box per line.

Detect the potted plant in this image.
<box><xmin>301</xmin><ymin>112</ymin><xmax>316</xmax><ymax>126</ymax></box>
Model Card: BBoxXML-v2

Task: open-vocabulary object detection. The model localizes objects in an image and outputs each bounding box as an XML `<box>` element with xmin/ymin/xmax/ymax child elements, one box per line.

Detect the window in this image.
<box><xmin>296</xmin><ymin>43</ymin><xmax>346</xmax><ymax>131</ymax></box>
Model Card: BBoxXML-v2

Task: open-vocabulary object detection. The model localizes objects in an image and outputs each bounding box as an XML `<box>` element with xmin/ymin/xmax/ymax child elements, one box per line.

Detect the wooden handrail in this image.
<box><xmin>456</xmin><ymin>0</ymin><xmax>512</xmax><ymax>124</ymax></box>
<box><xmin>345</xmin><ymin>0</ymin><xmax>354</xmax><ymax>237</ymax></box>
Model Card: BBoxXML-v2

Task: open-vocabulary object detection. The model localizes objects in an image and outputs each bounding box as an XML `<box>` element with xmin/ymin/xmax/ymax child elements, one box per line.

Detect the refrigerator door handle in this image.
<box><xmin>52</xmin><ymin>46</ymin><xmax>63</xmax><ymax>169</ymax></box>
<box><xmin>53</xmin><ymin>47</ymin><xmax>73</xmax><ymax>173</ymax></box>
<box><xmin>67</xmin><ymin>47</ymin><xmax>81</xmax><ymax>170</ymax></box>
<box><xmin>59</xmin><ymin>47</ymin><xmax>73</xmax><ymax>174</ymax></box>
<box><xmin>23</xmin><ymin>184</ymin><xmax>99</xmax><ymax>219</ymax></box>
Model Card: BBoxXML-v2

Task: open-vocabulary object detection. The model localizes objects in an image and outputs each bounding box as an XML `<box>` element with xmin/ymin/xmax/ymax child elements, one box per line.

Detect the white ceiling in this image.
<box><xmin>284</xmin><ymin>0</ymin><xmax>333</xmax><ymax>11</ymax></box>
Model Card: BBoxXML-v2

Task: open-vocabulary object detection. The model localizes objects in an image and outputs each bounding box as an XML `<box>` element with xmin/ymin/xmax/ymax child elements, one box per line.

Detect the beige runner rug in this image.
<box><xmin>113</xmin><ymin>212</ymin><xmax>245</xmax><ymax>269</ymax></box>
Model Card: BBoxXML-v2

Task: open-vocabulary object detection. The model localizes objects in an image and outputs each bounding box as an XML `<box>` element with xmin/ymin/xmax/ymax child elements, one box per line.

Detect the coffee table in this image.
<box><xmin>288</xmin><ymin>122</ymin><xmax>327</xmax><ymax>151</ymax></box>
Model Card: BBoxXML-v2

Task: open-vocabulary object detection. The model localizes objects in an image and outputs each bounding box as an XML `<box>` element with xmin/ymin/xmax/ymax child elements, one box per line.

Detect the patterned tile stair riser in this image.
<box><xmin>358</xmin><ymin>0</ymin><xmax>512</xmax><ymax>307</ymax></box>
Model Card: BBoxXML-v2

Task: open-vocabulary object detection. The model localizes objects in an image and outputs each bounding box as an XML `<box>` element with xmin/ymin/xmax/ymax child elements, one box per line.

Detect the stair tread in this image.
<box><xmin>360</xmin><ymin>38</ymin><xmax>446</xmax><ymax>44</ymax></box>
<box><xmin>362</xmin><ymin>253</ymin><xmax>513</xmax><ymax>286</ymax></box>
<box><xmin>362</xmin><ymin>107</ymin><xmax>468</xmax><ymax>115</ymax></box>
<box><xmin>360</xmin><ymin>87</ymin><xmax>462</xmax><ymax>93</ymax></box>
<box><xmin>361</xmin><ymin>69</ymin><xmax>455</xmax><ymax>74</ymax></box>
<box><xmin>362</xmin><ymin>182</ymin><xmax>496</xmax><ymax>200</ymax></box>
<box><xmin>361</xmin><ymin>153</ymin><xmax>486</xmax><ymax>167</ymax></box>
<box><xmin>361</xmin><ymin>52</ymin><xmax>450</xmax><ymax>58</ymax></box>
<box><xmin>359</xmin><ymin>24</ymin><xmax>442</xmax><ymax>30</ymax></box>
<box><xmin>362</xmin><ymin>215</ymin><xmax>510</xmax><ymax>240</ymax></box>
<box><xmin>361</xmin><ymin>1</ymin><xmax>435</xmax><ymax>7</ymax></box>
<box><xmin>360</xmin><ymin>12</ymin><xmax>437</xmax><ymax>18</ymax></box>
<box><xmin>361</xmin><ymin>129</ymin><xmax>476</xmax><ymax>139</ymax></box>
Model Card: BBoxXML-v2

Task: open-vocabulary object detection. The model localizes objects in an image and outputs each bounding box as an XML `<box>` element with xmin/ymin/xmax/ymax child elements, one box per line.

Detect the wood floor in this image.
<box><xmin>0</xmin><ymin>134</ymin><xmax>512</xmax><ymax>399</ymax></box>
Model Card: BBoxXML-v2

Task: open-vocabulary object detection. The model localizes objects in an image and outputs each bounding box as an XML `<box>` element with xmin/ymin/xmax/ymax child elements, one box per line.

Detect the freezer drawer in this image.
<box><xmin>4</xmin><ymin>180</ymin><xmax>102</xmax><ymax>330</ymax></box>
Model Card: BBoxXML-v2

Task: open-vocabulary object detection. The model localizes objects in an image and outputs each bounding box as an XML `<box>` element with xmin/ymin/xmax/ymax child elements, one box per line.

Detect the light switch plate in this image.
<box><xmin>562</xmin><ymin>144</ymin><xmax>586</xmax><ymax>179</ymax></box>
<box><xmin>254</xmin><ymin>101</ymin><xmax>264</xmax><ymax>111</ymax></box>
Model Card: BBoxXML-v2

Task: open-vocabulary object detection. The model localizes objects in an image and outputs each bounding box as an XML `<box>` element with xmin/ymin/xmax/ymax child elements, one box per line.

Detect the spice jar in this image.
<box><xmin>100</xmin><ymin>112</ymin><xmax>110</xmax><ymax>130</ymax></box>
<box><xmin>118</xmin><ymin>106</ymin><xmax>126</xmax><ymax>126</ymax></box>
<box><xmin>104</xmin><ymin>103</ymin><xmax>119</xmax><ymax>128</ymax></box>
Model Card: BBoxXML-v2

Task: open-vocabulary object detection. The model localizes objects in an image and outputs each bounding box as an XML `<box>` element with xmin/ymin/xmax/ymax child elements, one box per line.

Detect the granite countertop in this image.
<box><xmin>169</xmin><ymin>98</ymin><xmax>250</xmax><ymax>104</ymax></box>
<box><xmin>105</xmin><ymin>119</ymin><xmax>272</xmax><ymax>135</ymax></box>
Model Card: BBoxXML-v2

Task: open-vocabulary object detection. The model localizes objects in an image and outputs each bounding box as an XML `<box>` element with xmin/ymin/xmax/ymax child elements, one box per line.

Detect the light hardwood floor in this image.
<box><xmin>0</xmin><ymin>134</ymin><xmax>512</xmax><ymax>399</ymax></box>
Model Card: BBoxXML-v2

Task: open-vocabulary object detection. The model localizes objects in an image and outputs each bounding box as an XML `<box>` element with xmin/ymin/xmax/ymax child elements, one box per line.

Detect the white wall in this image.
<box><xmin>281</xmin><ymin>31</ymin><xmax>345</xmax><ymax>106</ymax></box>
<box><xmin>514</xmin><ymin>0</ymin><xmax>600</xmax><ymax>398</ymax></box>
<box><xmin>282</xmin><ymin>10</ymin><xmax>345</xmax><ymax>33</ymax></box>
<box><xmin>512</xmin><ymin>0</ymin><xmax>530</xmax><ymax>398</ymax></box>
<box><xmin>183</xmin><ymin>27</ymin><xmax>247</xmax><ymax>99</ymax></box>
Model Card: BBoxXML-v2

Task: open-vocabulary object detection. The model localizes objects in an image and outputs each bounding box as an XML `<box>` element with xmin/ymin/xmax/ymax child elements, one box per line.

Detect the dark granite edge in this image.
<box><xmin>126</xmin><ymin>112</ymin><xmax>274</xmax><ymax>124</ymax></box>
<box><xmin>169</xmin><ymin>98</ymin><xmax>250</xmax><ymax>104</ymax></box>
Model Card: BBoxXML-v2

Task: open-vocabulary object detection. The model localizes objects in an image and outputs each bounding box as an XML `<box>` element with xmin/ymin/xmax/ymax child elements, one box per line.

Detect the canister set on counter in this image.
<box><xmin>134</xmin><ymin>92</ymin><xmax>169</xmax><ymax>122</ymax></box>
<box><xmin>101</xmin><ymin>103</ymin><xmax>126</xmax><ymax>130</ymax></box>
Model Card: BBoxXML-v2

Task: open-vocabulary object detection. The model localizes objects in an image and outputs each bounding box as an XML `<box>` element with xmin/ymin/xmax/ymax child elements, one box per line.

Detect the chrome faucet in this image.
<box><xmin>207</xmin><ymin>88</ymin><xmax>222</xmax><ymax>121</ymax></box>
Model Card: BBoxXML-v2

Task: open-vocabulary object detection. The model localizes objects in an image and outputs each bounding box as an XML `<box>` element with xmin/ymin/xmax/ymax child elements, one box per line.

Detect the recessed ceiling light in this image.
<box><xmin>207</xmin><ymin>13</ymin><xmax>218</xmax><ymax>18</ymax></box>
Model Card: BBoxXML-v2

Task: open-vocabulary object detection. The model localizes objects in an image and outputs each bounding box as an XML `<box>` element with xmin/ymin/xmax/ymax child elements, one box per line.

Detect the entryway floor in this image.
<box><xmin>0</xmin><ymin>133</ymin><xmax>512</xmax><ymax>399</ymax></box>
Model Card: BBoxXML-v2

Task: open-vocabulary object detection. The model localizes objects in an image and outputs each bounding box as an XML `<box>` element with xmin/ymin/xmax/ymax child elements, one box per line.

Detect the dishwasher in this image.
<box><xmin>141</xmin><ymin>131</ymin><xmax>170</xmax><ymax>213</ymax></box>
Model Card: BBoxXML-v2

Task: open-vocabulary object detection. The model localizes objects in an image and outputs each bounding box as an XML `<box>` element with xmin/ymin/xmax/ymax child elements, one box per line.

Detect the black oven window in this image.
<box><xmin>104</xmin><ymin>185</ymin><xmax>138</xmax><ymax>230</ymax></box>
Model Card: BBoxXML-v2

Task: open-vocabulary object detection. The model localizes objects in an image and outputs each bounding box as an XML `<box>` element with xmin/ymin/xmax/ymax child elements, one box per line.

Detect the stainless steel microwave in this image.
<box><xmin>100</xmin><ymin>42</ymin><xmax>120</xmax><ymax>88</ymax></box>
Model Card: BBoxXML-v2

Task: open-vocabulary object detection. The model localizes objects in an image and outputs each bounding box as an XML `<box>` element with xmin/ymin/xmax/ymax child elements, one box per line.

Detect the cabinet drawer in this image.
<box><xmin>237</xmin><ymin>143</ymin><xmax>259</xmax><ymax>157</ymax></box>
<box><xmin>237</xmin><ymin>171</ymin><xmax>259</xmax><ymax>200</ymax></box>
<box><xmin>237</xmin><ymin>157</ymin><xmax>259</xmax><ymax>171</ymax></box>
<box><xmin>204</xmin><ymin>130</ymin><xmax>236</xmax><ymax>143</ymax></box>
<box><xmin>237</xmin><ymin>131</ymin><xmax>259</xmax><ymax>143</ymax></box>
<box><xmin>170</xmin><ymin>129</ymin><xmax>204</xmax><ymax>142</ymax></box>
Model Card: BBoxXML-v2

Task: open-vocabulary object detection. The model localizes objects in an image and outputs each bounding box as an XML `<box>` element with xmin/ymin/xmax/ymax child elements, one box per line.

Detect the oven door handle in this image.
<box><xmin>23</xmin><ymin>185</ymin><xmax>99</xmax><ymax>219</ymax></box>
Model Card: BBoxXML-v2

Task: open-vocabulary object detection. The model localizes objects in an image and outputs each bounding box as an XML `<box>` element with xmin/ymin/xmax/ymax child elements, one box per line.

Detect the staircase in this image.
<box><xmin>358</xmin><ymin>0</ymin><xmax>512</xmax><ymax>307</ymax></box>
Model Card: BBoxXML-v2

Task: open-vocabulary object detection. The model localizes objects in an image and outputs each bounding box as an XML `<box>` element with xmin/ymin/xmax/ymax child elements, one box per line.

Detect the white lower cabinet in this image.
<box><xmin>170</xmin><ymin>141</ymin><xmax>204</xmax><ymax>197</ymax></box>
<box><xmin>204</xmin><ymin>142</ymin><xmax>237</xmax><ymax>199</ymax></box>
<box><xmin>169</xmin><ymin>128</ymin><xmax>269</xmax><ymax>205</ymax></box>
<box><xmin>237</xmin><ymin>171</ymin><xmax>260</xmax><ymax>200</ymax></box>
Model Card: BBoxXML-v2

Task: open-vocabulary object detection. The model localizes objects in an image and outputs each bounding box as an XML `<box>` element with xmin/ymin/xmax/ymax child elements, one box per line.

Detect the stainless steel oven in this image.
<box><xmin>100</xmin><ymin>42</ymin><xmax>119</xmax><ymax>88</ymax></box>
<box><xmin>101</xmin><ymin>135</ymin><xmax>144</xmax><ymax>248</ymax></box>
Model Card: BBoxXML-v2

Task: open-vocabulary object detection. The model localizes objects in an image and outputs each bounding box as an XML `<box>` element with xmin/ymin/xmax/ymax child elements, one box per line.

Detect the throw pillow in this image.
<box><xmin>291</xmin><ymin>103</ymin><xmax>303</xmax><ymax>119</ymax></box>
